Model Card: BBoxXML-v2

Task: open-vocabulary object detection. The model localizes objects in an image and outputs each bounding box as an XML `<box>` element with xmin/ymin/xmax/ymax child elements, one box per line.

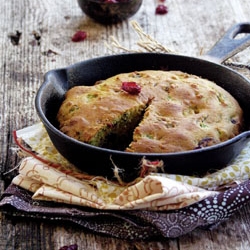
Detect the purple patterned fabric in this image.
<box><xmin>1</xmin><ymin>181</ymin><xmax>250</xmax><ymax>240</ymax></box>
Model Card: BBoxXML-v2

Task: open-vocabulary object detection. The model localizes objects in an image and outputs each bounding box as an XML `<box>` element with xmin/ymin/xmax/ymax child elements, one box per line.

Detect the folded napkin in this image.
<box><xmin>10</xmin><ymin>123</ymin><xmax>218</xmax><ymax>210</ymax></box>
<box><xmin>1</xmin><ymin>122</ymin><xmax>250</xmax><ymax>239</ymax></box>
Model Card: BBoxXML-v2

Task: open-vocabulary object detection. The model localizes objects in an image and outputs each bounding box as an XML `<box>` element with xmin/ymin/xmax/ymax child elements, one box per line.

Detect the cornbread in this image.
<box><xmin>57</xmin><ymin>70</ymin><xmax>243</xmax><ymax>153</ymax></box>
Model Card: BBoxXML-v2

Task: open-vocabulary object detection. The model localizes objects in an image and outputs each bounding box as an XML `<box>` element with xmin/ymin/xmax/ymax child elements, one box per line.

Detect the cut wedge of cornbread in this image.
<box><xmin>57</xmin><ymin>71</ymin><xmax>153</xmax><ymax>148</ymax></box>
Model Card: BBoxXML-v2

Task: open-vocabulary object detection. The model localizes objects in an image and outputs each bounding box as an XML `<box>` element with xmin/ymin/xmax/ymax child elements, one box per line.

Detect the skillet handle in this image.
<box><xmin>204</xmin><ymin>22</ymin><xmax>250</xmax><ymax>63</ymax></box>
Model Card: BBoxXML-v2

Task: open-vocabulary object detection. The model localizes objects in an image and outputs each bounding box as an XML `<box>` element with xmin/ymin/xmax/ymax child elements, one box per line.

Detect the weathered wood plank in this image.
<box><xmin>1</xmin><ymin>0</ymin><xmax>250</xmax><ymax>249</ymax></box>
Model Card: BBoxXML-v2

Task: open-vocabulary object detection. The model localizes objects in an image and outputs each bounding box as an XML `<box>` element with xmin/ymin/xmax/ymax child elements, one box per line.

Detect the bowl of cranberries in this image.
<box><xmin>77</xmin><ymin>0</ymin><xmax>143</xmax><ymax>24</ymax></box>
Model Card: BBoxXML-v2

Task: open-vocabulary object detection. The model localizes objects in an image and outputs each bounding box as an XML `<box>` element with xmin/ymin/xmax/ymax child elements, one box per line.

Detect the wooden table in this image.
<box><xmin>1</xmin><ymin>0</ymin><xmax>250</xmax><ymax>249</ymax></box>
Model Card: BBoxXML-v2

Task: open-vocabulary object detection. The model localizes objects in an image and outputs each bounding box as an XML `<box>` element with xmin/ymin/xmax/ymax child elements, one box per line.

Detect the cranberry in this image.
<box><xmin>71</xmin><ymin>31</ymin><xmax>87</xmax><ymax>42</ymax></box>
<box><xmin>59</xmin><ymin>244</ymin><xmax>78</xmax><ymax>250</ymax></box>
<box><xmin>195</xmin><ymin>137</ymin><xmax>217</xmax><ymax>149</ymax></box>
<box><xmin>100</xmin><ymin>0</ymin><xmax>130</xmax><ymax>2</ymax></box>
<box><xmin>231</xmin><ymin>118</ymin><xmax>237</xmax><ymax>124</ymax></box>
<box><xmin>155</xmin><ymin>4</ymin><xmax>168</xmax><ymax>15</ymax></box>
<box><xmin>121</xmin><ymin>82</ymin><xmax>141</xmax><ymax>95</ymax></box>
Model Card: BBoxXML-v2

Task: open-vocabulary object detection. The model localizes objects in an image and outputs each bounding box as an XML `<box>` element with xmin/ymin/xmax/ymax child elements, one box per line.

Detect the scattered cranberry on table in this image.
<box><xmin>59</xmin><ymin>244</ymin><xmax>78</xmax><ymax>250</ymax></box>
<box><xmin>101</xmin><ymin>0</ymin><xmax>130</xmax><ymax>2</ymax></box>
<box><xmin>71</xmin><ymin>31</ymin><xmax>87</xmax><ymax>42</ymax></box>
<box><xmin>155</xmin><ymin>4</ymin><xmax>168</xmax><ymax>15</ymax></box>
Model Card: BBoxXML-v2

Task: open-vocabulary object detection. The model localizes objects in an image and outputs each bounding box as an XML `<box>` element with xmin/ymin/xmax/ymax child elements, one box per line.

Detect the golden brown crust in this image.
<box><xmin>57</xmin><ymin>70</ymin><xmax>243</xmax><ymax>153</ymax></box>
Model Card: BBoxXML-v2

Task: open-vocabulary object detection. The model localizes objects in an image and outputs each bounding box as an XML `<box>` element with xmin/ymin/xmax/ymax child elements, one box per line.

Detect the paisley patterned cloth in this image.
<box><xmin>1</xmin><ymin>180</ymin><xmax>250</xmax><ymax>240</ymax></box>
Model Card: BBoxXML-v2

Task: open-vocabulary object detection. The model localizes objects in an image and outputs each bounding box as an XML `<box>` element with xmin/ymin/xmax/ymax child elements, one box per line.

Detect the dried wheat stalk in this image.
<box><xmin>106</xmin><ymin>20</ymin><xmax>176</xmax><ymax>54</ymax></box>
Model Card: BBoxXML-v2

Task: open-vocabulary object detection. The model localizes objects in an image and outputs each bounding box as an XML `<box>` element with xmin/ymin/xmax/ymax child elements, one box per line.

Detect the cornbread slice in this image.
<box><xmin>57</xmin><ymin>70</ymin><xmax>243</xmax><ymax>152</ymax></box>
<box><xmin>57</xmin><ymin>71</ymin><xmax>153</xmax><ymax>148</ymax></box>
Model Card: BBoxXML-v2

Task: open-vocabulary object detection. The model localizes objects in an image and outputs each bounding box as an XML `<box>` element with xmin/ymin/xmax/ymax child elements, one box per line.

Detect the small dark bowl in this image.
<box><xmin>77</xmin><ymin>0</ymin><xmax>143</xmax><ymax>24</ymax></box>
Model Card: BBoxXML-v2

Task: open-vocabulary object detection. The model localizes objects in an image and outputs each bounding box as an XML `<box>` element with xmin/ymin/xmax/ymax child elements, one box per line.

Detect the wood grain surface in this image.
<box><xmin>1</xmin><ymin>0</ymin><xmax>250</xmax><ymax>249</ymax></box>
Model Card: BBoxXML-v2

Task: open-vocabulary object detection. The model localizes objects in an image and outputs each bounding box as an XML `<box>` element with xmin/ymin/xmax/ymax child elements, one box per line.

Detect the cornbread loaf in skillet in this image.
<box><xmin>57</xmin><ymin>70</ymin><xmax>243</xmax><ymax>153</ymax></box>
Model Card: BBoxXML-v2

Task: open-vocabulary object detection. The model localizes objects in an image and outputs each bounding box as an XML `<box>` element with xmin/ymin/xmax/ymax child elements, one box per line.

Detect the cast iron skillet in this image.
<box><xmin>36</xmin><ymin>23</ymin><xmax>250</xmax><ymax>182</ymax></box>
